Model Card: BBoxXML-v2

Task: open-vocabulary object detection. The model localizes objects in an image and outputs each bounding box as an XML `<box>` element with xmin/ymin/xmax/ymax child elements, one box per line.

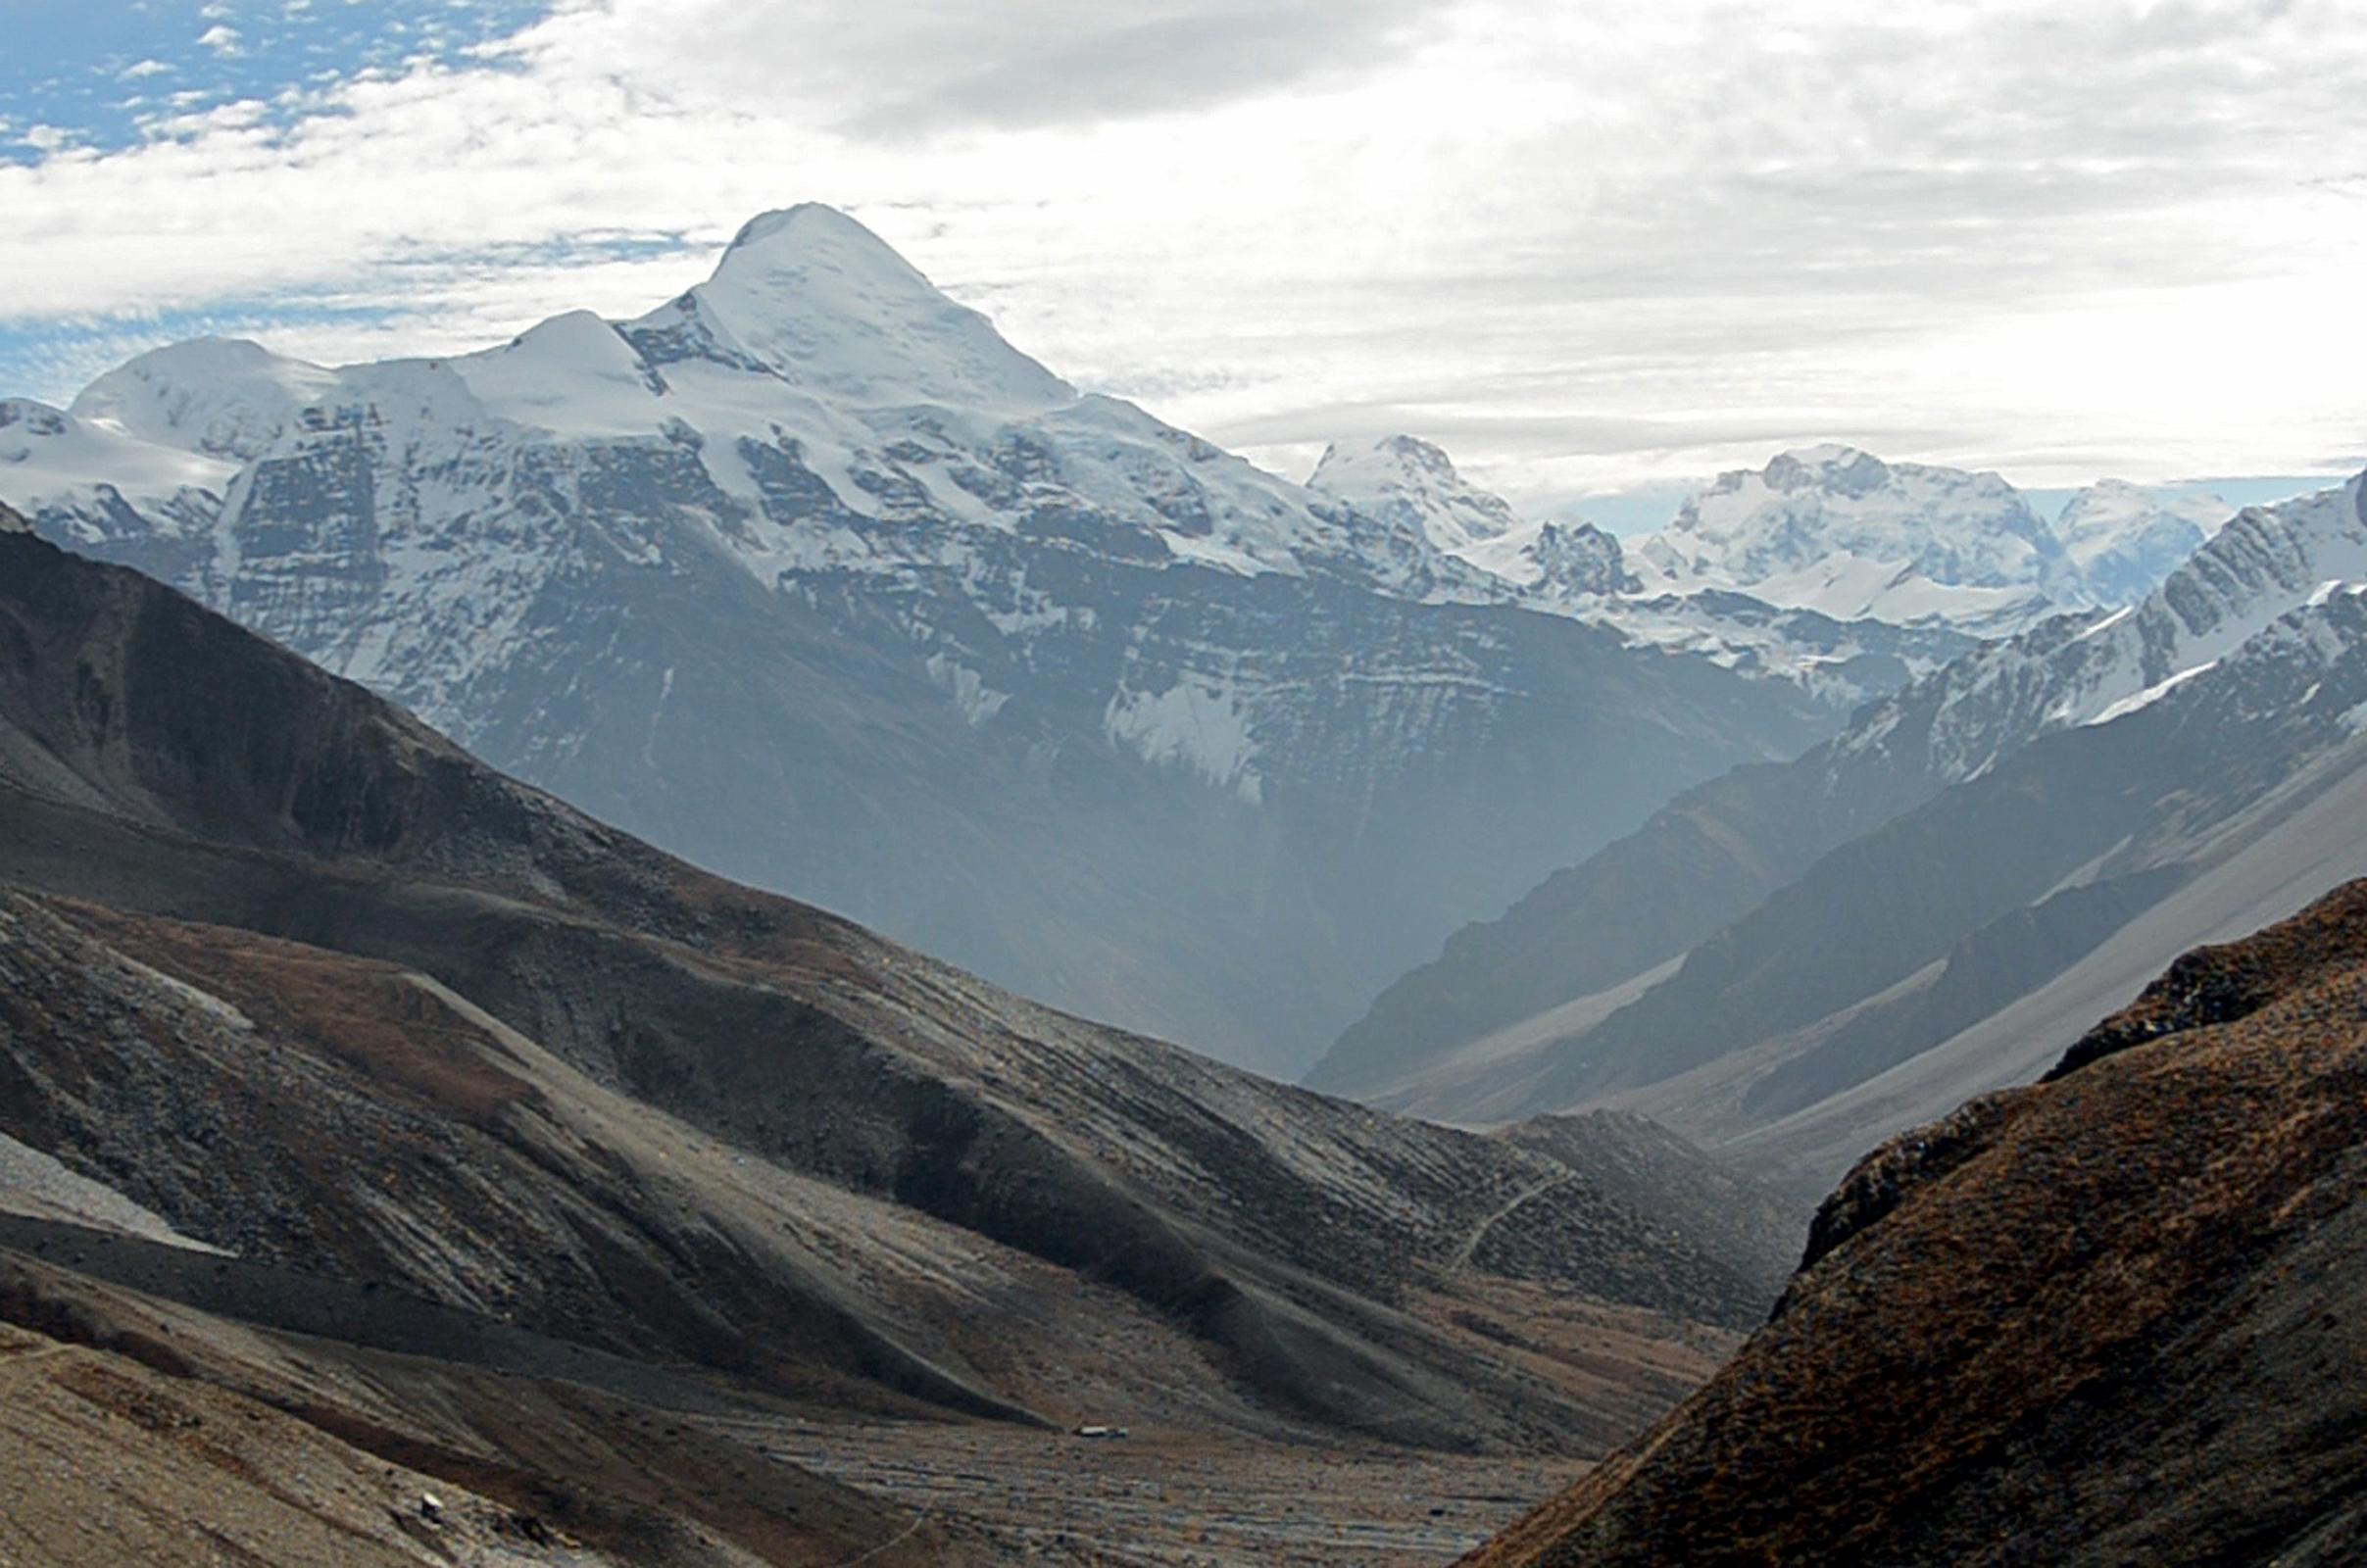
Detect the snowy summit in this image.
<box><xmin>2052</xmin><ymin>478</ymin><xmax>2234</xmax><ymax>607</ymax></box>
<box><xmin>1630</xmin><ymin>444</ymin><xmax>2089</xmax><ymax>631</ymax></box>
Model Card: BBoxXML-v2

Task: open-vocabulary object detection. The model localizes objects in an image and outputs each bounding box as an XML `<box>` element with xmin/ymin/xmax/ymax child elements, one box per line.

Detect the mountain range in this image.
<box><xmin>1305</xmin><ymin>434</ymin><xmax>1988</xmax><ymax>709</ymax></box>
<box><xmin>1320</xmin><ymin>467</ymin><xmax>2367</xmax><ymax>1194</ymax></box>
<box><xmin>1626</xmin><ymin>443</ymin><xmax>2092</xmax><ymax>632</ymax></box>
<box><xmin>0</xmin><ymin>208</ymin><xmax>2261</xmax><ymax>1081</ymax></box>
<box><xmin>0</xmin><ymin>207</ymin><xmax>1844</xmax><ymax>1080</ymax></box>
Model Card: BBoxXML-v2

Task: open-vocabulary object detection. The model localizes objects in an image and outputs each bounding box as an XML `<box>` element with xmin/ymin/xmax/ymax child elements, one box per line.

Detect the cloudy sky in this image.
<box><xmin>3</xmin><ymin>0</ymin><xmax>2363</xmax><ymax>518</ymax></box>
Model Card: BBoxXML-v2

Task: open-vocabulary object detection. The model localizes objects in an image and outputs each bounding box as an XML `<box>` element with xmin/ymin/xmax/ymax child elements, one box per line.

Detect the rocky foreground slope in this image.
<box><xmin>1463</xmin><ymin>881</ymin><xmax>2367</xmax><ymax>1567</ymax></box>
<box><xmin>0</xmin><ymin>520</ymin><xmax>1800</xmax><ymax>1564</ymax></box>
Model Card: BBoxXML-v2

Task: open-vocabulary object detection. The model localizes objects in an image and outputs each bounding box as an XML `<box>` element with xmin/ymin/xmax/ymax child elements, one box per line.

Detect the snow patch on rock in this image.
<box><xmin>1106</xmin><ymin>679</ymin><xmax>1263</xmax><ymax>803</ymax></box>
<box><xmin>926</xmin><ymin>653</ymin><xmax>1011</xmax><ymax>726</ymax></box>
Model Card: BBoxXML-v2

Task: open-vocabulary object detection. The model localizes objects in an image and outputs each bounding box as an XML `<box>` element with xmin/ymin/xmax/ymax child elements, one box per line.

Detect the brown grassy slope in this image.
<box><xmin>1462</xmin><ymin>878</ymin><xmax>2367</xmax><ymax>1568</ymax></box>
<box><xmin>0</xmin><ymin>1250</ymin><xmax>995</xmax><ymax>1567</ymax></box>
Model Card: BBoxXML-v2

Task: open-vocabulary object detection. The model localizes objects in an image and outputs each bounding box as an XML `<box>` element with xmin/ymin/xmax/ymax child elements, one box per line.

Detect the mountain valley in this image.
<box><xmin>0</xmin><ymin>512</ymin><xmax>1788</xmax><ymax>1562</ymax></box>
<box><xmin>1</xmin><ymin>197</ymin><xmax>2356</xmax><ymax>1568</ymax></box>
<box><xmin>1321</xmin><ymin>469</ymin><xmax>2367</xmax><ymax>1198</ymax></box>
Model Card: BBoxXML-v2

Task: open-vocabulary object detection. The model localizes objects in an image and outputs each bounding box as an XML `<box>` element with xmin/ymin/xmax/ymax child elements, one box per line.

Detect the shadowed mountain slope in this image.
<box><xmin>1464</xmin><ymin>881</ymin><xmax>2367</xmax><ymax>1567</ymax></box>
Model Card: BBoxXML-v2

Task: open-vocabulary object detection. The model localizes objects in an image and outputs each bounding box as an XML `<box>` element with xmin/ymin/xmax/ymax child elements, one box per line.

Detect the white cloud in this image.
<box><xmin>196</xmin><ymin>24</ymin><xmax>245</xmax><ymax>56</ymax></box>
<box><xmin>4</xmin><ymin>0</ymin><xmax>2365</xmax><ymax>501</ymax></box>
<box><xmin>119</xmin><ymin>59</ymin><xmax>174</xmax><ymax>80</ymax></box>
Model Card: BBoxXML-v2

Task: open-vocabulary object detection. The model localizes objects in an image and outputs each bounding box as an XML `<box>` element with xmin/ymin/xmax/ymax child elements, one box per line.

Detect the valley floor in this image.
<box><xmin>698</xmin><ymin>1414</ymin><xmax>1590</xmax><ymax>1566</ymax></box>
<box><xmin>0</xmin><ymin>1227</ymin><xmax>1633</xmax><ymax>1567</ymax></box>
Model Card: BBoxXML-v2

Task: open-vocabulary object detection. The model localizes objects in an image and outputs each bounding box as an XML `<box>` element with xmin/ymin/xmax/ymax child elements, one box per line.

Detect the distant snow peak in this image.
<box><xmin>1305</xmin><ymin>432</ymin><xmax>1651</xmax><ymax>601</ymax></box>
<box><xmin>1307</xmin><ymin>432</ymin><xmax>1520</xmax><ymax>554</ymax></box>
<box><xmin>1633</xmin><ymin>443</ymin><xmax>2085</xmax><ymax>631</ymax></box>
<box><xmin>1762</xmin><ymin>443</ymin><xmax>1893</xmax><ymax>498</ymax></box>
<box><xmin>725</xmin><ymin>203</ymin><xmax>880</xmax><ymax>254</ymax></box>
<box><xmin>2055</xmin><ymin>479</ymin><xmax>2234</xmax><ymax>607</ymax></box>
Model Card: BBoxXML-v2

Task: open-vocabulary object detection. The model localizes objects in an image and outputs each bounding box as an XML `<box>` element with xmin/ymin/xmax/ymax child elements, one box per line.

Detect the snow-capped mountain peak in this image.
<box><xmin>1760</xmin><ymin>443</ymin><xmax>1894</xmax><ymax>497</ymax></box>
<box><xmin>447</xmin><ymin>310</ymin><xmax>660</xmax><ymax>438</ymax></box>
<box><xmin>662</xmin><ymin>204</ymin><xmax>1073</xmax><ymax>412</ymax></box>
<box><xmin>1630</xmin><ymin>444</ymin><xmax>2088</xmax><ymax>631</ymax></box>
<box><xmin>1304</xmin><ymin>432</ymin><xmax>1644</xmax><ymax>598</ymax></box>
<box><xmin>1307</xmin><ymin>433</ymin><xmax>1520</xmax><ymax>554</ymax></box>
<box><xmin>70</xmin><ymin>337</ymin><xmax>338</xmax><ymax>463</ymax></box>
<box><xmin>2053</xmin><ymin>478</ymin><xmax>2233</xmax><ymax>607</ymax></box>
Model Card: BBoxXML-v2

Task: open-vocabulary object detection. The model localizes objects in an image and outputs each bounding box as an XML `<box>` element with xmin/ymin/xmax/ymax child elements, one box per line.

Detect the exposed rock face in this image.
<box><xmin>0</xmin><ymin>529</ymin><xmax>1792</xmax><ymax>1462</ymax></box>
<box><xmin>0</xmin><ymin>210</ymin><xmax>1826</xmax><ymax>1078</ymax></box>
<box><xmin>1522</xmin><ymin>520</ymin><xmax>1634</xmax><ymax>598</ymax></box>
<box><xmin>1462</xmin><ymin>880</ymin><xmax>2367</xmax><ymax>1568</ymax></box>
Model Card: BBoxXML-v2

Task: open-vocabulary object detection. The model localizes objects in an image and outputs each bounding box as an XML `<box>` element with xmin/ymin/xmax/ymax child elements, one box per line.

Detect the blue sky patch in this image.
<box><xmin>1</xmin><ymin>0</ymin><xmax>552</xmax><ymax>165</ymax></box>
